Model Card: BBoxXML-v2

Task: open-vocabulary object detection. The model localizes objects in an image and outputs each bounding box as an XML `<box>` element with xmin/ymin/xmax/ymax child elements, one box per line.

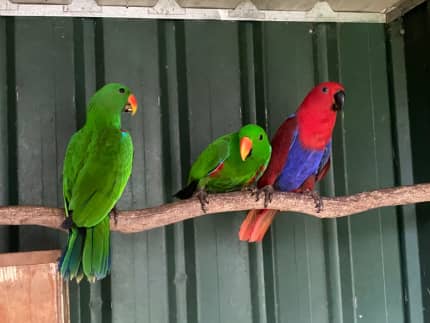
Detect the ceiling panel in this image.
<box><xmin>2</xmin><ymin>0</ymin><xmax>426</xmax><ymax>22</ymax></box>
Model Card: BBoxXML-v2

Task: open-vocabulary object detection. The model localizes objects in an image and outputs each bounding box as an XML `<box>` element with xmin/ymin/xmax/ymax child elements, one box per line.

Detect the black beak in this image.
<box><xmin>333</xmin><ymin>90</ymin><xmax>345</xmax><ymax>111</ymax></box>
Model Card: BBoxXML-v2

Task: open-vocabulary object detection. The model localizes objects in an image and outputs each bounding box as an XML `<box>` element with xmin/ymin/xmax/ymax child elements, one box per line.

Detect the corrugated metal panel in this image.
<box><xmin>386</xmin><ymin>17</ymin><xmax>424</xmax><ymax>323</ymax></box>
<box><xmin>338</xmin><ymin>23</ymin><xmax>405</xmax><ymax>323</ymax></box>
<box><xmin>0</xmin><ymin>17</ymin><xmax>9</xmax><ymax>253</ymax></box>
<box><xmin>404</xmin><ymin>1</ymin><xmax>430</xmax><ymax>322</ymax></box>
<box><xmin>0</xmin><ymin>13</ymin><xmax>425</xmax><ymax>323</ymax></box>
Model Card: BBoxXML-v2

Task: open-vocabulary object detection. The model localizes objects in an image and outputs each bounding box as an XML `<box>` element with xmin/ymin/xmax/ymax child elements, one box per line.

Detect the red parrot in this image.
<box><xmin>239</xmin><ymin>82</ymin><xmax>345</xmax><ymax>242</ymax></box>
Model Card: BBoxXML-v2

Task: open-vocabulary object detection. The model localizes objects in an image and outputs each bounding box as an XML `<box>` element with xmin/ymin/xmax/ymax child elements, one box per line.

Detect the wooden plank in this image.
<box><xmin>0</xmin><ymin>250</ymin><xmax>69</xmax><ymax>323</ymax></box>
<box><xmin>0</xmin><ymin>249</ymin><xmax>60</xmax><ymax>266</ymax></box>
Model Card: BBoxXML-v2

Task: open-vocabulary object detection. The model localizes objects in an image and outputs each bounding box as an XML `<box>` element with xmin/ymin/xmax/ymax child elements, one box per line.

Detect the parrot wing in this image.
<box><xmin>174</xmin><ymin>134</ymin><xmax>231</xmax><ymax>199</ymax></box>
<box><xmin>315</xmin><ymin>140</ymin><xmax>331</xmax><ymax>182</ymax></box>
<box><xmin>66</xmin><ymin>129</ymin><xmax>133</xmax><ymax>228</ymax></box>
<box><xmin>188</xmin><ymin>134</ymin><xmax>232</xmax><ymax>181</ymax></box>
<box><xmin>257</xmin><ymin>114</ymin><xmax>297</xmax><ymax>188</ymax></box>
<box><xmin>63</xmin><ymin>131</ymin><xmax>88</xmax><ymax>218</ymax></box>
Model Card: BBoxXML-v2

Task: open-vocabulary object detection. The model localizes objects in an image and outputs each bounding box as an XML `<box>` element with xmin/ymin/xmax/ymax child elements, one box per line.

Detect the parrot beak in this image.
<box><xmin>124</xmin><ymin>94</ymin><xmax>138</xmax><ymax>116</ymax></box>
<box><xmin>240</xmin><ymin>137</ymin><xmax>253</xmax><ymax>161</ymax></box>
<box><xmin>333</xmin><ymin>90</ymin><xmax>345</xmax><ymax>111</ymax></box>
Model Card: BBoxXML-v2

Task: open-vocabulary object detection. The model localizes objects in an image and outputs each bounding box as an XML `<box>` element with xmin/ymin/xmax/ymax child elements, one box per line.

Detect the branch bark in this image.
<box><xmin>0</xmin><ymin>183</ymin><xmax>429</xmax><ymax>233</ymax></box>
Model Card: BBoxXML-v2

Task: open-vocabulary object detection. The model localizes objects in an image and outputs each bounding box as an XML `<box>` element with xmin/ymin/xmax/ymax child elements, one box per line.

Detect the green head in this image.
<box><xmin>238</xmin><ymin>124</ymin><xmax>271</xmax><ymax>162</ymax></box>
<box><xmin>86</xmin><ymin>83</ymin><xmax>138</xmax><ymax>128</ymax></box>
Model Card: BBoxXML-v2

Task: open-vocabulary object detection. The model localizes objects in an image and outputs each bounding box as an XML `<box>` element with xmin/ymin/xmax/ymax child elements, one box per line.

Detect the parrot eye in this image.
<box><xmin>119</xmin><ymin>88</ymin><xmax>125</xmax><ymax>94</ymax></box>
<box><xmin>259</xmin><ymin>134</ymin><xmax>263</xmax><ymax>141</ymax></box>
<box><xmin>322</xmin><ymin>87</ymin><xmax>328</xmax><ymax>93</ymax></box>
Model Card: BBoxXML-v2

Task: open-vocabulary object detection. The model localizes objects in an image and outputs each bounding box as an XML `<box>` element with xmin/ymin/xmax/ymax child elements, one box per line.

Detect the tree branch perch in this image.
<box><xmin>0</xmin><ymin>183</ymin><xmax>429</xmax><ymax>233</ymax></box>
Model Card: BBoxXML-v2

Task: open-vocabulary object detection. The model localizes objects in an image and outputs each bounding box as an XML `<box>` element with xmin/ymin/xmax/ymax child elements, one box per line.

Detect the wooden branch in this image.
<box><xmin>0</xmin><ymin>183</ymin><xmax>429</xmax><ymax>233</ymax></box>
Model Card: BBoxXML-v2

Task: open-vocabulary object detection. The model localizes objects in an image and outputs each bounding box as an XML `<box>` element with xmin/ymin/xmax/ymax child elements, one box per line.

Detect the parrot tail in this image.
<box><xmin>239</xmin><ymin>209</ymin><xmax>278</xmax><ymax>242</ymax></box>
<box><xmin>59</xmin><ymin>225</ymin><xmax>85</xmax><ymax>281</ymax></box>
<box><xmin>59</xmin><ymin>217</ymin><xmax>111</xmax><ymax>283</ymax></box>
<box><xmin>82</xmin><ymin>216</ymin><xmax>111</xmax><ymax>283</ymax></box>
<box><xmin>174</xmin><ymin>180</ymin><xmax>198</xmax><ymax>199</ymax></box>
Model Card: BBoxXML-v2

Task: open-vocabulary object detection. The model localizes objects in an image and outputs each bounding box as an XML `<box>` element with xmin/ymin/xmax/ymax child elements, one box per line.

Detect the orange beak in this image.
<box><xmin>126</xmin><ymin>94</ymin><xmax>138</xmax><ymax>116</ymax></box>
<box><xmin>240</xmin><ymin>137</ymin><xmax>253</xmax><ymax>161</ymax></box>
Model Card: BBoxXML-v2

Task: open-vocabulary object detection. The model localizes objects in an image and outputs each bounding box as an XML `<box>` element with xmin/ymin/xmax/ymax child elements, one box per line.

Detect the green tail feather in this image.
<box><xmin>60</xmin><ymin>217</ymin><xmax>111</xmax><ymax>282</ymax></box>
<box><xmin>82</xmin><ymin>216</ymin><xmax>111</xmax><ymax>282</ymax></box>
<box><xmin>59</xmin><ymin>226</ymin><xmax>85</xmax><ymax>280</ymax></box>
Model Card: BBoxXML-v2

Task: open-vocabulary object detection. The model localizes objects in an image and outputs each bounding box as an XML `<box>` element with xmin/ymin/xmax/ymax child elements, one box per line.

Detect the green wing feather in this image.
<box><xmin>67</xmin><ymin>128</ymin><xmax>133</xmax><ymax>227</ymax></box>
<box><xmin>63</xmin><ymin>131</ymin><xmax>88</xmax><ymax>217</ymax></box>
<box><xmin>188</xmin><ymin>134</ymin><xmax>231</xmax><ymax>183</ymax></box>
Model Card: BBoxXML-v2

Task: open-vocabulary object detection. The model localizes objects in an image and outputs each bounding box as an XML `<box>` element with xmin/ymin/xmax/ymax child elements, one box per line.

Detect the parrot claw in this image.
<box><xmin>196</xmin><ymin>189</ymin><xmax>209</xmax><ymax>213</ymax></box>
<box><xmin>61</xmin><ymin>217</ymin><xmax>74</xmax><ymax>230</ymax></box>
<box><xmin>304</xmin><ymin>190</ymin><xmax>323</xmax><ymax>213</ymax></box>
<box><xmin>253</xmin><ymin>185</ymin><xmax>274</xmax><ymax>208</ymax></box>
<box><xmin>109</xmin><ymin>206</ymin><xmax>119</xmax><ymax>225</ymax></box>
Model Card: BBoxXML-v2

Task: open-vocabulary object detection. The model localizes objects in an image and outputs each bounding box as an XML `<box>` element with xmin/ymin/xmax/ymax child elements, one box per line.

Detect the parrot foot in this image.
<box><xmin>253</xmin><ymin>185</ymin><xmax>274</xmax><ymax>208</ymax></box>
<box><xmin>61</xmin><ymin>217</ymin><xmax>74</xmax><ymax>230</ymax></box>
<box><xmin>304</xmin><ymin>190</ymin><xmax>323</xmax><ymax>213</ymax></box>
<box><xmin>196</xmin><ymin>189</ymin><xmax>209</xmax><ymax>213</ymax></box>
<box><xmin>109</xmin><ymin>206</ymin><xmax>119</xmax><ymax>225</ymax></box>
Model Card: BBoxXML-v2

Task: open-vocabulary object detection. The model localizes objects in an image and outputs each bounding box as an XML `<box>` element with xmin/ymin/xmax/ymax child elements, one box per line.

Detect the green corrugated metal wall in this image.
<box><xmin>0</xmin><ymin>2</ymin><xmax>428</xmax><ymax>322</ymax></box>
<box><xmin>404</xmin><ymin>2</ymin><xmax>430</xmax><ymax>322</ymax></box>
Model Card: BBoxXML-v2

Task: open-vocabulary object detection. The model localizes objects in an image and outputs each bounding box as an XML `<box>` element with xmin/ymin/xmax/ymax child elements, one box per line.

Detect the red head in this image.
<box><xmin>296</xmin><ymin>82</ymin><xmax>345</xmax><ymax>150</ymax></box>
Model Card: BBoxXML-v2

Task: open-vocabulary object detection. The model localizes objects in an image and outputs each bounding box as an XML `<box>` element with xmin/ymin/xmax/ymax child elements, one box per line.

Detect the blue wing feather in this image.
<box><xmin>275</xmin><ymin>129</ymin><xmax>330</xmax><ymax>191</ymax></box>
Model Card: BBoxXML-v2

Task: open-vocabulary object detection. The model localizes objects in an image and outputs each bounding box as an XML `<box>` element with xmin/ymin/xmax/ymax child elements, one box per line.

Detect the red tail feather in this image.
<box><xmin>239</xmin><ymin>209</ymin><xmax>278</xmax><ymax>242</ymax></box>
<box><xmin>239</xmin><ymin>209</ymin><xmax>258</xmax><ymax>241</ymax></box>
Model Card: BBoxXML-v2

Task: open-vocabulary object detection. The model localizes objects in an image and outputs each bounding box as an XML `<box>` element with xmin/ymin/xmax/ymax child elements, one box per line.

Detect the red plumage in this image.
<box><xmin>297</xmin><ymin>82</ymin><xmax>341</xmax><ymax>149</ymax></box>
<box><xmin>257</xmin><ymin>115</ymin><xmax>297</xmax><ymax>189</ymax></box>
<box><xmin>208</xmin><ymin>162</ymin><xmax>225</xmax><ymax>177</ymax></box>
<box><xmin>239</xmin><ymin>82</ymin><xmax>344</xmax><ymax>242</ymax></box>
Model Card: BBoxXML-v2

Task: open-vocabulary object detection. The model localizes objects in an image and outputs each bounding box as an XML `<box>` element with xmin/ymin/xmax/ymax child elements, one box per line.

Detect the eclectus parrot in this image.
<box><xmin>175</xmin><ymin>124</ymin><xmax>272</xmax><ymax>211</ymax></box>
<box><xmin>239</xmin><ymin>82</ymin><xmax>345</xmax><ymax>242</ymax></box>
<box><xmin>59</xmin><ymin>83</ymin><xmax>138</xmax><ymax>282</ymax></box>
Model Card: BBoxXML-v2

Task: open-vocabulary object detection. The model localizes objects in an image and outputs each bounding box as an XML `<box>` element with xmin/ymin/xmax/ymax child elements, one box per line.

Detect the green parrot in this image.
<box><xmin>175</xmin><ymin>124</ymin><xmax>272</xmax><ymax>210</ymax></box>
<box><xmin>59</xmin><ymin>83</ymin><xmax>138</xmax><ymax>282</ymax></box>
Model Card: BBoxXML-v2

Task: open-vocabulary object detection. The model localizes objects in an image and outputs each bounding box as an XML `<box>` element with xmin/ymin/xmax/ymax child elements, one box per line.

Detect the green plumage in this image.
<box><xmin>176</xmin><ymin>124</ymin><xmax>272</xmax><ymax>198</ymax></box>
<box><xmin>60</xmin><ymin>83</ymin><xmax>135</xmax><ymax>282</ymax></box>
